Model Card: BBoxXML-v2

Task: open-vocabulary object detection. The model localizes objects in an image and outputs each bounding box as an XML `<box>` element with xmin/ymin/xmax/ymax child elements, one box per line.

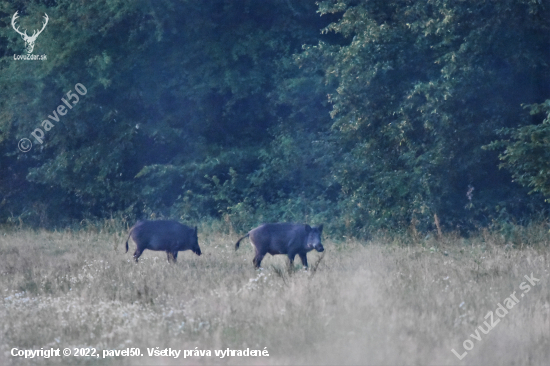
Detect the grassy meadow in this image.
<box><xmin>0</xmin><ymin>222</ymin><xmax>549</xmax><ymax>365</ymax></box>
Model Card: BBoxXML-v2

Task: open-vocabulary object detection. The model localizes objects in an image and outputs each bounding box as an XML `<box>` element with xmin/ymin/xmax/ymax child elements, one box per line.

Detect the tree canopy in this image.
<box><xmin>1</xmin><ymin>0</ymin><xmax>549</xmax><ymax>235</ymax></box>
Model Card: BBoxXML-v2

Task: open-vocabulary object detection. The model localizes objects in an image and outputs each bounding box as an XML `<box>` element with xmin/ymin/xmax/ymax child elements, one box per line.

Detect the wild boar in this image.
<box><xmin>125</xmin><ymin>220</ymin><xmax>202</xmax><ymax>263</ymax></box>
<box><xmin>235</xmin><ymin>223</ymin><xmax>324</xmax><ymax>268</ymax></box>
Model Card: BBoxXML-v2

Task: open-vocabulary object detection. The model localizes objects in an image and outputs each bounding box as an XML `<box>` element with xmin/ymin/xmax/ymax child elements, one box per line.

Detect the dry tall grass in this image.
<box><xmin>0</xmin><ymin>224</ymin><xmax>548</xmax><ymax>365</ymax></box>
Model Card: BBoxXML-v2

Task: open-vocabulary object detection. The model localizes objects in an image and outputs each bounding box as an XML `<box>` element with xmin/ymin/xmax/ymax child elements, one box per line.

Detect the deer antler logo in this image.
<box><xmin>11</xmin><ymin>11</ymin><xmax>49</xmax><ymax>54</ymax></box>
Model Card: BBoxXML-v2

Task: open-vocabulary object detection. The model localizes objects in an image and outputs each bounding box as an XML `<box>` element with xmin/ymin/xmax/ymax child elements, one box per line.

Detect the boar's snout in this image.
<box><xmin>307</xmin><ymin>224</ymin><xmax>324</xmax><ymax>252</ymax></box>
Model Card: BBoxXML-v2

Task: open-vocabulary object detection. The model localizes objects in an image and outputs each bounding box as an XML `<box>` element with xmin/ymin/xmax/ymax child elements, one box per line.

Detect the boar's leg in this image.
<box><xmin>287</xmin><ymin>252</ymin><xmax>296</xmax><ymax>266</ymax></box>
<box><xmin>298</xmin><ymin>253</ymin><xmax>309</xmax><ymax>268</ymax></box>
<box><xmin>133</xmin><ymin>248</ymin><xmax>144</xmax><ymax>263</ymax></box>
<box><xmin>166</xmin><ymin>251</ymin><xmax>178</xmax><ymax>263</ymax></box>
<box><xmin>253</xmin><ymin>253</ymin><xmax>265</xmax><ymax>269</ymax></box>
<box><xmin>288</xmin><ymin>249</ymin><xmax>301</xmax><ymax>268</ymax></box>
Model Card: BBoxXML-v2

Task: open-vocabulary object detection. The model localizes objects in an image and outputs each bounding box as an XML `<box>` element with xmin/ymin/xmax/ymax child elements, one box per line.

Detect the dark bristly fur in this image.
<box><xmin>235</xmin><ymin>223</ymin><xmax>324</xmax><ymax>268</ymax></box>
<box><xmin>126</xmin><ymin>220</ymin><xmax>201</xmax><ymax>263</ymax></box>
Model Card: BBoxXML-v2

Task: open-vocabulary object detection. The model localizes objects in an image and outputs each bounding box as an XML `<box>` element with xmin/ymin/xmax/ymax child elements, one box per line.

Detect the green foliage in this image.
<box><xmin>206</xmin><ymin>127</ymin><xmax>337</xmax><ymax>232</ymax></box>
<box><xmin>1</xmin><ymin>0</ymin><xmax>549</xmax><ymax>235</ymax></box>
<box><xmin>305</xmin><ymin>0</ymin><xmax>550</xmax><ymax>230</ymax></box>
<box><xmin>486</xmin><ymin>100</ymin><xmax>550</xmax><ymax>200</ymax></box>
<box><xmin>0</xmin><ymin>0</ymin><xmax>331</xmax><ymax>226</ymax></box>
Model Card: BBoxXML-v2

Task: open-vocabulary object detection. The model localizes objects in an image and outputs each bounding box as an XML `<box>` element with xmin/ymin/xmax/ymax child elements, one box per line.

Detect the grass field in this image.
<box><xmin>0</xmin><ymin>223</ymin><xmax>549</xmax><ymax>365</ymax></box>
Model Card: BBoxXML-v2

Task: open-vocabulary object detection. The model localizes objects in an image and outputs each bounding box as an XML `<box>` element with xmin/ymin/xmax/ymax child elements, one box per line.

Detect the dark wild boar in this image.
<box><xmin>125</xmin><ymin>220</ymin><xmax>202</xmax><ymax>263</ymax></box>
<box><xmin>235</xmin><ymin>223</ymin><xmax>324</xmax><ymax>268</ymax></box>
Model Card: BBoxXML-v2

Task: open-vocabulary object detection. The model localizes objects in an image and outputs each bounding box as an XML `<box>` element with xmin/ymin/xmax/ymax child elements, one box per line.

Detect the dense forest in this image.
<box><xmin>1</xmin><ymin>0</ymin><xmax>550</xmax><ymax>236</ymax></box>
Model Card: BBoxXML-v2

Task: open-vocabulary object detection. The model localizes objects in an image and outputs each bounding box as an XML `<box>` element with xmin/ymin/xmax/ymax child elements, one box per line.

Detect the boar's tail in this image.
<box><xmin>235</xmin><ymin>233</ymin><xmax>249</xmax><ymax>251</ymax></box>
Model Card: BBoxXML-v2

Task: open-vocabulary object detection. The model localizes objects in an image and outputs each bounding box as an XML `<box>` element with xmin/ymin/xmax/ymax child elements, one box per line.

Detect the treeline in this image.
<box><xmin>1</xmin><ymin>0</ymin><xmax>549</xmax><ymax>236</ymax></box>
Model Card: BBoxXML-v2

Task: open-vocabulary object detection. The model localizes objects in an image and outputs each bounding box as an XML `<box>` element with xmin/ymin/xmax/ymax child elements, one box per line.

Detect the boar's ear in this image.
<box><xmin>194</xmin><ymin>226</ymin><xmax>198</xmax><ymax>235</ymax></box>
<box><xmin>305</xmin><ymin>224</ymin><xmax>312</xmax><ymax>233</ymax></box>
<box><xmin>318</xmin><ymin>224</ymin><xmax>323</xmax><ymax>233</ymax></box>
